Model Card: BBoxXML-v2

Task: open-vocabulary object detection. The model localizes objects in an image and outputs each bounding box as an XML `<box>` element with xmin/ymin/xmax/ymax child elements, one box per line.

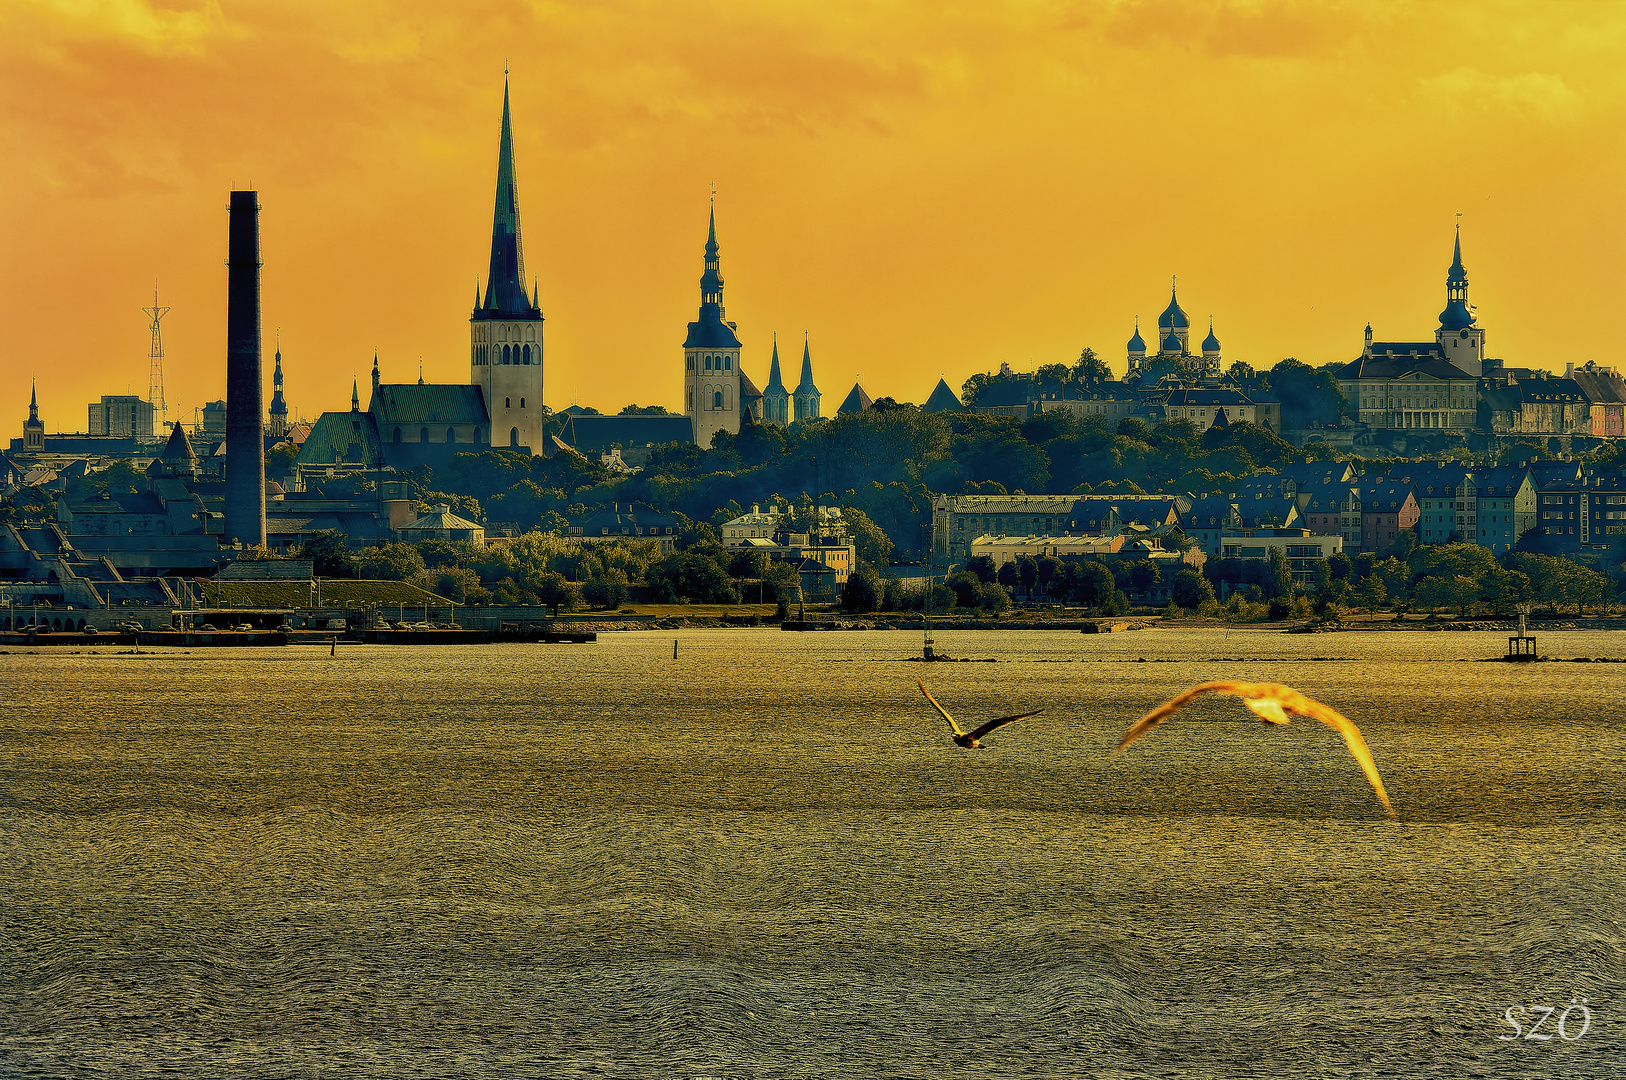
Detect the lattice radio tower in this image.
<box><xmin>143</xmin><ymin>288</ymin><xmax>170</xmax><ymax>427</ymax></box>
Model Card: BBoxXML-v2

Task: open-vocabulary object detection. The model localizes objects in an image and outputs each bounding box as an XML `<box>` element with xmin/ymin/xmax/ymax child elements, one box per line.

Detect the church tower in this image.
<box><xmin>1435</xmin><ymin>226</ymin><xmax>1485</xmax><ymax>377</ymax></box>
<box><xmin>267</xmin><ymin>334</ymin><xmax>289</xmax><ymax>438</ymax></box>
<box><xmin>762</xmin><ymin>333</ymin><xmax>790</xmax><ymax>427</ymax></box>
<box><xmin>23</xmin><ymin>379</ymin><xmax>44</xmax><ymax>452</ymax></box>
<box><xmin>793</xmin><ymin>333</ymin><xmax>821</xmax><ymax>423</ymax></box>
<box><xmin>470</xmin><ymin>76</ymin><xmax>545</xmax><ymax>451</ymax></box>
<box><xmin>683</xmin><ymin>198</ymin><xmax>743</xmax><ymax>446</ymax></box>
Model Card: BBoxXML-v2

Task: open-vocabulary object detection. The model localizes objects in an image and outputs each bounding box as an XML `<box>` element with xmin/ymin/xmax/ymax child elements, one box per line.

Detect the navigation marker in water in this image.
<box><xmin>916</xmin><ymin>678</ymin><xmax>1041</xmax><ymax>749</ymax></box>
<box><xmin>1112</xmin><ymin>681</ymin><xmax>1395</xmax><ymax>819</ymax></box>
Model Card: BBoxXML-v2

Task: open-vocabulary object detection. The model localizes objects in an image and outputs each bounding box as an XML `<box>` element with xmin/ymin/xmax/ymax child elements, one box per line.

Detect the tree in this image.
<box><xmin>842</xmin><ymin>561</ymin><xmax>883</xmax><ymax>612</ymax></box>
<box><xmin>1071</xmin><ymin>561</ymin><xmax>1116</xmax><ymax>607</ymax></box>
<box><xmin>1266</xmin><ymin>359</ymin><xmax>1349</xmax><ymax>429</ymax></box>
<box><xmin>355</xmin><ymin>542</ymin><xmax>426</xmax><ymax>581</ymax></box>
<box><xmin>965</xmin><ymin>555</ymin><xmax>998</xmax><ymax>583</ymax></box>
<box><xmin>1170</xmin><ymin>568</ymin><xmax>1215</xmax><ymax>610</ymax></box>
<box><xmin>1016</xmin><ymin>555</ymin><xmax>1039</xmax><ymax>597</ymax></box>
<box><xmin>583</xmin><ymin>568</ymin><xmax>630</xmax><ymax>609</ymax></box>
<box><xmin>978</xmin><ymin>581</ymin><xmax>1013</xmax><ymax>613</ymax></box>
<box><xmin>533</xmin><ymin>571</ymin><xmax>583</xmax><ymax>615</ymax></box>
<box><xmin>300</xmin><ymin>530</ymin><xmax>354</xmax><ymax>577</ymax></box>
<box><xmin>1071</xmin><ymin>347</ymin><xmax>1111</xmax><ymax>385</ymax></box>
<box><xmin>427</xmin><ymin>566</ymin><xmax>484</xmax><ymax>604</ymax></box>
<box><xmin>1266</xmin><ymin>547</ymin><xmax>1294</xmax><ymax>600</ymax></box>
<box><xmin>946</xmin><ymin>570</ymin><xmax>982</xmax><ymax>607</ymax></box>
<box><xmin>841</xmin><ymin>506</ymin><xmax>895</xmax><ymax>566</ymax></box>
<box><xmin>619</xmin><ymin>404</ymin><xmax>670</xmax><ymax>415</ymax></box>
<box><xmin>997</xmin><ymin>561</ymin><xmax>1019</xmax><ymax>591</ymax></box>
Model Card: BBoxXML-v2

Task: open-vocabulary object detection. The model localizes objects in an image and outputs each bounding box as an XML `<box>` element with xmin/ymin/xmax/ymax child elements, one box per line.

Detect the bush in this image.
<box><xmin>1170</xmin><ymin>568</ymin><xmax>1215</xmax><ymax>610</ymax></box>
<box><xmin>978</xmin><ymin>582</ymin><xmax>1013</xmax><ymax>613</ymax></box>
<box><xmin>842</xmin><ymin>561</ymin><xmax>883</xmax><ymax>613</ymax></box>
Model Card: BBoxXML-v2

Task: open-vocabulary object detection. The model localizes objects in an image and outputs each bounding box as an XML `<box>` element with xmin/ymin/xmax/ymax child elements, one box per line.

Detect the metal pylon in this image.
<box><xmin>144</xmin><ymin>288</ymin><xmax>170</xmax><ymax>427</ymax></box>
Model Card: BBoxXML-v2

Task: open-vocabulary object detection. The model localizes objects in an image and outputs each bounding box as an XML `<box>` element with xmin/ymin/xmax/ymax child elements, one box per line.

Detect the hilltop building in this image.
<box><xmin>1126</xmin><ymin>283</ymin><xmax>1222</xmax><ymax>381</ymax></box>
<box><xmin>683</xmin><ymin>201</ymin><xmax>742</xmax><ymax>446</ymax></box>
<box><xmin>23</xmin><ymin>381</ymin><xmax>44</xmax><ymax>452</ymax></box>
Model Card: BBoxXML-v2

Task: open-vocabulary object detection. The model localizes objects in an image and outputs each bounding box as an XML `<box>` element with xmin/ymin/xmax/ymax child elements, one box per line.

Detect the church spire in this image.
<box><xmin>699</xmin><ymin>196</ymin><xmax>724</xmax><ymax>315</ymax></box>
<box><xmin>480</xmin><ymin>75</ymin><xmax>534</xmax><ymax>316</ymax></box>
<box><xmin>351</xmin><ymin>377</ymin><xmax>360</xmax><ymax>412</ymax></box>
<box><xmin>766</xmin><ymin>333</ymin><xmax>785</xmax><ymax>390</ymax></box>
<box><xmin>1439</xmin><ymin>224</ymin><xmax>1476</xmax><ymax>331</ymax></box>
<box><xmin>29</xmin><ymin>378</ymin><xmax>38</xmax><ymax>422</ymax></box>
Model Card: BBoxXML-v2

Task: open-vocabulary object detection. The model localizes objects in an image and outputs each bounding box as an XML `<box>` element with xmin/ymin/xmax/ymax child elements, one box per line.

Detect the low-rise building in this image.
<box><xmin>1479</xmin><ymin>374</ymin><xmax>1592</xmax><ymax>436</ymax></box>
<box><xmin>567</xmin><ymin>502</ymin><xmax>680</xmax><ymax>553</ymax></box>
<box><xmin>1361</xmin><ymin>482</ymin><xmax>1419</xmax><ymax>552</ymax></box>
<box><xmin>1219</xmin><ymin>527</ymin><xmax>1343</xmax><ymax>582</ymax></box>
<box><xmin>1472</xmin><ymin>466</ymin><xmax>1536</xmax><ymax>553</ymax></box>
<box><xmin>720</xmin><ymin>503</ymin><xmax>786</xmax><ymax>546</ymax></box>
<box><xmin>968</xmin><ymin>533</ymin><xmax>1126</xmax><ymax>567</ymax></box>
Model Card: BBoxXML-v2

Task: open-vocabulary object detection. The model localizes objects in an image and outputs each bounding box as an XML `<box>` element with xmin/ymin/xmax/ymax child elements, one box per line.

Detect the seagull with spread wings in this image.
<box><xmin>916</xmin><ymin>678</ymin><xmax>1042</xmax><ymax>748</ymax></box>
<box><xmin>1112</xmin><ymin>681</ymin><xmax>1395</xmax><ymax>819</ymax></box>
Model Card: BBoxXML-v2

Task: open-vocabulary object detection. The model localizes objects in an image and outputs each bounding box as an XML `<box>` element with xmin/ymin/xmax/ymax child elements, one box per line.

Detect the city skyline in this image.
<box><xmin>4</xmin><ymin>1</ymin><xmax>1624</xmax><ymax>428</ymax></box>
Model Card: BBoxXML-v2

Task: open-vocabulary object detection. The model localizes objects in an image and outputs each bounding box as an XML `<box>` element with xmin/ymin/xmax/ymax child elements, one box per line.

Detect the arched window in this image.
<box><xmin>446</xmin><ymin>427</ymin><xmax>456</xmax><ymax>443</ymax></box>
<box><xmin>520</xmin><ymin>398</ymin><xmax>525</xmax><ymax>408</ymax></box>
<box><xmin>713</xmin><ymin>390</ymin><xmax>723</xmax><ymax>409</ymax></box>
<box><xmin>725</xmin><ymin>355</ymin><xmax>732</xmax><ymax>371</ymax></box>
<box><xmin>505</xmin><ymin>397</ymin><xmax>510</xmax><ymax>408</ymax></box>
<box><xmin>420</xmin><ymin>427</ymin><xmax>429</xmax><ymax>443</ymax></box>
<box><xmin>704</xmin><ymin>355</ymin><xmax>712</xmax><ymax>371</ymax></box>
<box><xmin>510</xmin><ymin>427</ymin><xmax>520</xmax><ymax>447</ymax></box>
<box><xmin>522</xmin><ymin>344</ymin><xmax>531</xmax><ymax>365</ymax></box>
<box><xmin>504</xmin><ymin>344</ymin><xmax>513</xmax><ymax>365</ymax></box>
<box><xmin>393</xmin><ymin>427</ymin><xmax>402</xmax><ymax>443</ymax></box>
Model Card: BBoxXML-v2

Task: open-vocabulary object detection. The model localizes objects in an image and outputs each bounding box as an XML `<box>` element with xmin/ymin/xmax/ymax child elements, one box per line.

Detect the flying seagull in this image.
<box><xmin>916</xmin><ymin>678</ymin><xmax>1041</xmax><ymax>748</ymax></box>
<box><xmin>1112</xmin><ymin>681</ymin><xmax>1395</xmax><ymax>819</ymax></box>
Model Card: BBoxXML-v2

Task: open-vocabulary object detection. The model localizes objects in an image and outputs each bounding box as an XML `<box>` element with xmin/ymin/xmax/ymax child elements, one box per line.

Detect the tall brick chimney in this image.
<box><xmin>225</xmin><ymin>190</ymin><xmax>266</xmax><ymax>545</ymax></box>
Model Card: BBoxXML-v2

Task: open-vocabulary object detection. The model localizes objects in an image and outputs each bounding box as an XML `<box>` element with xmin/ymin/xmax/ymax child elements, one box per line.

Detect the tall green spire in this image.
<box><xmin>480</xmin><ymin>76</ymin><xmax>534</xmax><ymax>315</ymax></box>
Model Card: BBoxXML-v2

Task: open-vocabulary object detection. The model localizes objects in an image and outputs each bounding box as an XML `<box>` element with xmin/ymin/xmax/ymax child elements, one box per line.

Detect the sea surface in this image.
<box><xmin>2</xmin><ymin>627</ymin><xmax>1622</xmax><ymax>1078</ymax></box>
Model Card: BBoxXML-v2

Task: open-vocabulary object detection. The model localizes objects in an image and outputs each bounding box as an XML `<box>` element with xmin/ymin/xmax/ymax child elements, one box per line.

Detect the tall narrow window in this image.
<box><xmin>713</xmin><ymin>390</ymin><xmax>723</xmax><ymax>409</ymax></box>
<box><xmin>510</xmin><ymin>427</ymin><xmax>519</xmax><ymax>447</ymax></box>
<box><xmin>446</xmin><ymin>427</ymin><xmax>456</xmax><ymax>443</ymax></box>
<box><xmin>520</xmin><ymin>398</ymin><xmax>525</xmax><ymax>408</ymax></box>
<box><xmin>420</xmin><ymin>427</ymin><xmax>429</xmax><ymax>443</ymax></box>
<box><xmin>505</xmin><ymin>397</ymin><xmax>510</xmax><ymax>408</ymax></box>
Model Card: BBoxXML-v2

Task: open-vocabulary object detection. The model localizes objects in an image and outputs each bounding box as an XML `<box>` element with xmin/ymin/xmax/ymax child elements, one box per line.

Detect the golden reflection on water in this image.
<box><xmin>2</xmin><ymin>628</ymin><xmax>1621</xmax><ymax>1077</ymax></box>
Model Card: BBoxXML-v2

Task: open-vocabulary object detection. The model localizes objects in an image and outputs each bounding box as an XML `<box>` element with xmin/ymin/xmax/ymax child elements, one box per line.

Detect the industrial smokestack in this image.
<box><xmin>225</xmin><ymin>190</ymin><xmax>266</xmax><ymax>545</ymax></box>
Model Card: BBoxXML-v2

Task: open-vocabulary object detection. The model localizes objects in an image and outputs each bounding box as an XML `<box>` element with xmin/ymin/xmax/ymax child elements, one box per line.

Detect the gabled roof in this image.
<box><xmin>1336</xmin><ymin>350</ymin><xmax>1470</xmax><ymax>380</ymax></box>
<box><xmin>973</xmin><ymin>379</ymin><xmax>1031</xmax><ymax>409</ymax></box>
<box><xmin>368</xmin><ymin>384</ymin><xmax>490</xmax><ymax>427</ymax></box>
<box><xmin>1570</xmin><ymin>368</ymin><xmax>1626</xmax><ymax>404</ymax></box>
<box><xmin>1361</xmin><ymin>483</ymin><xmax>1417</xmax><ymax>512</ymax></box>
<box><xmin>294</xmin><ymin>410</ymin><xmax>385</xmax><ymax>466</ymax></box>
<box><xmin>924</xmin><ymin>377</ymin><xmax>966</xmax><ymax>413</ymax></box>
<box><xmin>837</xmin><ymin>383</ymin><xmax>873</xmax><ymax>415</ymax></box>
<box><xmin>739</xmin><ymin>369</ymin><xmax>763</xmax><ymax>400</ymax></box>
<box><xmin>555</xmin><ymin>414</ymin><xmax>694</xmax><ymax>454</ymax></box>
<box><xmin>1473</xmin><ymin>466</ymin><xmax>1532</xmax><ymax>496</ymax></box>
<box><xmin>1296</xmin><ymin>479</ymin><xmax>1361</xmax><ymax>512</ymax></box>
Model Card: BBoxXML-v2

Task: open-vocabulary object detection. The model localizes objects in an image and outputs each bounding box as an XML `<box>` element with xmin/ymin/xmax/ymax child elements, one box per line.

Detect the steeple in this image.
<box><xmin>371</xmin><ymin>349</ymin><xmax>380</xmax><ymax>394</ymax></box>
<box><xmin>766</xmin><ymin>333</ymin><xmax>785</xmax><ymax>390</ymax></box>
<box><xmin>29</xmin><ymin>378</ymin><xmax>38</xmax><ymax>423</ymax></box>
<box><xmin>351</xmin><ymin>378</ymin><xmax>360</xmax><ymax>412</ymax></box>
<box><xmin>699</xmin><ymin>199</ymin><xmax>724</xmax><ymax>316</ymax></box>
<box><xmin>792</xmin><ymin>331</ymin><xmax>821</xmax><ymax>423</ymax></box>
<box><xmin>797</xmin><ymin>334</ymin><xmax>816</xmax><ymax>391</ymax></box>
<box><xmin>1438</xmin><ymin>225</ymin><xmax>1476</xmax><ymax>331</ymax></box>
<box><xmin>268</xmin><ymin>332</ymin><xmax>289</xmax><ymax>436</ymax></box>
<box><xmin>479</xmin><ymin>75</ymin><xmax>537</xmax><ymax>317</ymax></box>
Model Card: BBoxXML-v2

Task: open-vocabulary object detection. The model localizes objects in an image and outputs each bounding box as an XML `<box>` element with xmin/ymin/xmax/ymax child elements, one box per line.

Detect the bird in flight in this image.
<box><xmin>916</xmin><ymin>678</ymin><xmax>1042</xmax><ymax>748</ymax></box>
<box><xmin>1112</xmin><ymin>681</ymin><xmax>1395</xmax><ymax>819</ymax></box>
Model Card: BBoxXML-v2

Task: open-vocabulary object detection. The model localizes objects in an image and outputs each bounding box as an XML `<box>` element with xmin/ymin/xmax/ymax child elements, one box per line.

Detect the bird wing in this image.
<box><xmin>1294</xmin><ymin>697</ymin><xmax>1396</xmax><ymax>820</ymax></box>
<box><xmin>968</xmin><ymin>710</ymin><xmax>1043</xmax><ymax>742</ymax></box>
<box><xmin>916</xmin><ymin>678</ymin><xmax>965</xmax><ymax>737</ymax></box>
<box><xmin>1112</xmin><ymin>680</ymin><xmax>1396</xmax><ymax>820</ymax></box>
<box><xmin>1112</xmin><ymin>681</ymin><xmax>1233</xmax><ymax>754</ymax></box>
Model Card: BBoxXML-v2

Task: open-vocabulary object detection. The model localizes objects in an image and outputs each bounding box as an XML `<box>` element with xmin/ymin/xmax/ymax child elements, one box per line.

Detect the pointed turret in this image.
<box><xmin>923</xmin><ymin>376</ymin><xmax>966</xmax><ymax>413</ymax></box>
<box><xmin>478</xmin><ymin>77</ymin><xmax>538</xmax><ymax>317</ymax></box>
<box><xmin>351</xmin><ymin>378</ymin><xmax>360</xmax><ymax>412</ymax></box>
<box><xmin>371</xmin><ymin>350</ymin><xmax>380</xmax><ymax>395</ymax></box>
<box><xmin>29</xmin><ymin>379</ymin><xmax>39</xmax><ymax>422</ymax></box>
<box><xmin>792</xmin><ymin>333</ymin><xmax>821</xmax><ymax>423</ymax></box>
<box><xmin>762</xmin><ymin>332</ymin><xmax>790</xmax><ymax>426</ymax></box>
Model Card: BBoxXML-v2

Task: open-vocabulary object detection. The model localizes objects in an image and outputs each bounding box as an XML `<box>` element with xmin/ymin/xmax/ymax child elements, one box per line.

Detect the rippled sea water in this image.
<box><xmin>2</xmin><ymin>628</ymin><xmax>1623</xmax><ymax>1078</ymax></box>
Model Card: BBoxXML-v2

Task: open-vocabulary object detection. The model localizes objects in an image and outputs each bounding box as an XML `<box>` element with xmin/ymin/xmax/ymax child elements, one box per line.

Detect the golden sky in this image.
<box><xmin>4</xmin><ymin>0</ymin><xmax>1625</xmax><ymax>431</ymax></box>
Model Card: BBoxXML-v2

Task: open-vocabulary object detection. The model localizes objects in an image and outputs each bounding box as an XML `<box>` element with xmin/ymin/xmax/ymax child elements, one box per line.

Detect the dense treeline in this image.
<box><xmin>401</xmin><ymin>406</ymin><xmax>1316</xmax><ymax>561</ymax></box>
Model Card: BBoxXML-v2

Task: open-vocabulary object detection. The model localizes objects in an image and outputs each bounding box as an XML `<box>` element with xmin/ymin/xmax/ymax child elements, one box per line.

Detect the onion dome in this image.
<box><xmin>1157</xmin><ymin>282</ymin><xmax>1189</xmax><ymax>329</ymax></box>
<box><xmin>1127</xmin><ymin>318</ymin><xmax>1146</xmax><ymax>353</ymax></box>
<box><xmin>1201</xmin><ymin>319</ymin><xmax>1221</xmax><ymax>354</ymax></box>
<box><xmin>1161</xmin><ymin>328</ymin><xmax>1183</xmax><ymax>353</ymax></box>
